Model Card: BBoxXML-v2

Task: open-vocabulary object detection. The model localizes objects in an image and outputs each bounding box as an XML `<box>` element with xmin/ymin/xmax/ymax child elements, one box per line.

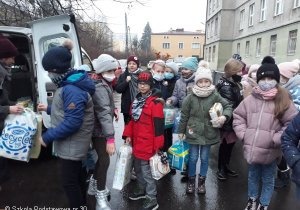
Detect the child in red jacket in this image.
<box><xmin>123</xmin><ymin>70</ymin><xmax>164</xmax><ymax>210</ymax></box>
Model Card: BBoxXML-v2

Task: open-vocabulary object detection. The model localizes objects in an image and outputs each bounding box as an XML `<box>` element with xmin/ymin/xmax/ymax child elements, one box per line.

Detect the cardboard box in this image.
<box><xmin>209</xmin><ymin>103</ymin><xmax>223</xmax><ymax>120</ymax></box>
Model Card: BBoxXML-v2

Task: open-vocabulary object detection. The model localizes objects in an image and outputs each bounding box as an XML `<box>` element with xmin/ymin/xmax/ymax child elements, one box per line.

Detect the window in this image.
<box><xmin>260</xmin><ymin>0</ymin><xmax>267</xmax><ymax>21</ymax></box>
<box><xmin>207</xmin><ymin>23</ymin><xmax>210</xmax><ymax>38</ymax></box>
<box><xmin>212</xmin><ymin>46</ymin><xmax>216</xmax><ymax>62</ymax></box>
<box><xmin>163</xmin><ymin>36</ymin><xmax>169</xmax><ymax>39</ymax></box>
<box><xmin>162</xmin><ymin>43</ymin><xmax>170</xmax><ymax>49</ymax></box>
<box><xmin>192</xmin><ymin>43</ymin><xmax>201</xmax><ymax>49</ymax></box>
<box><xmin>288</xmin><ymin>30</ymin><xmax>297</xmax><ymax>55</ymax></box>
<box><xmin>245</xmin><ymin>41</ymin><xmax>250</xmax><ymax>57</ymax></box>
<box><xmin>211</xmin><ymin>20</ymin><xmax>214</xmax><ymax>37</ymax></box>
<box><xmin>194</xmin><ymin>36</ymin><xmax>199</xmax><ymax>39</ymax></box>
<box><xmin>205</xmin><ymin>48</ymin><xmax>208</xmax><ymax>60</ymax></box>
<box><xmin>215</xmin><ymin>17</ymin><xmax>218</xmax><ymax>35</ymax></box>
<box><xmin>208</xmin><ymin>47</ymin><xmax>212</xmax><ymax>62</ymax></box>
<box><xmin>178</xmin><ymin>43</ymin><xmax>184</xmax><ymax>49</ymax></box>
<box><xmin>216</xmin><ymin>0</ymin><xmax>220</xmax><ymax>8</ymax></box>
<box><xmin>237</xmin><ymin>43</ymin><xmax>241</xmax><ymax>54</ymax></box>
<box><xmin>249</xmin><ymin>4</ymin><xmax>255</xmax><ymax>26</ymax></box>
<box><xmin>213</xmin><ymin>0</ymin><xmax>216</xmax><ymax>11</ymax></box>
<box><xmin>209</xmin><ymin>0</ymin><xmax>212</xmax><ymax>14</ymax></box>
<box><xmin>274</xmin><ymin>0</ymin><xmax>283</xmax><ymax>16</ymax></box>
<box><xmin>270</xmin><ymin>35</ymin><xmax>277</xmax><ymax>56</ymax></box>
<box><xmin>294</xmin><ymin>0</ymin><xmax>300</xmax><ymax>8</ymax></box>
<box><xmin>256</xmin><ymin>38</ymin><xmax>261</xmax><ymax>57</ymax></box>
<box><xmin>178</xmin><ymin>55</ymin><xmax>183</xmax><ymax>58</ymax></box>
<box><xmin>240</xmin><ymin>10</ymin><xmax>245</xmax><ymax>30</ymax></box>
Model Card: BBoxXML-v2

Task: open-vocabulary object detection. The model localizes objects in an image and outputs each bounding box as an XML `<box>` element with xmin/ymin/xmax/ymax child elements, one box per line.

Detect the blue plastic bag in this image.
<box><xmin>167</xmin><ymin>140</ymin><xmax>189</xmax><ymax>171</ymax></box>
<box><xmin>164</xmin><ymin>107</ymin><xmax>179</xmax><ymax>129</ymax></box>
<box><xmin>172</xmin><ymin>111</ymin><xmax>181</xmax><ymax>134</ymax></box>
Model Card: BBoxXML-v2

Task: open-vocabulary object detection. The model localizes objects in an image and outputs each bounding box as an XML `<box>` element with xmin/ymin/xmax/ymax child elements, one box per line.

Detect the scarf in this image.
<box><xmin>0</xmin><ymin>61</ymin><xmax>11</xmax><ymax>90</ymax></box>
<box><xmin>131</xmin><ymin>91</ymin><xmax>152</xmax><ymax>121</ymax></box>
<box><xmin>50</xmin><ymin>69</ymin><xmax>72</xmax><ymax>87</ymax></box>
<box><xmin>253</xmin><ymin>86</ymin><xmax>278</xmax><ymax>100</ymax></box>
<box><xmin>129</xmin><ymin>68</ymin><xmax>141</xmax><ymax>102</ymax></box>
<box><xmin>192</xmin><ymin>85</ymin><xmax>215</xmax><ymax>97</ymax></box>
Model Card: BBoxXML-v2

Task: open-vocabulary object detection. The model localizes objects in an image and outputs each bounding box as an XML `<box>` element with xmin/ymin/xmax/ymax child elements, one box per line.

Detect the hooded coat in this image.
<box><xmin>42</xmin><ymin>70</ymin><xmax>95</xmax><ymax>161</ymax></box>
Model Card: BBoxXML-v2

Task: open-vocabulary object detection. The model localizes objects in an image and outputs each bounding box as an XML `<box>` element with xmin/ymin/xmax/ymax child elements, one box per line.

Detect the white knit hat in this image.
<box><xmin>92</xmin><ymin>54</ymin><xmax>118</xmax><ymax>74</ymax></box>
<box><xmin>166</xmin><ymin>62</ymin><xmax>179</xmax><ymax>76</ymax></box>
<box><xmin>195</xmin><ymin>60</ymin><xmax>212</xmax><ymax>83</ymax></box>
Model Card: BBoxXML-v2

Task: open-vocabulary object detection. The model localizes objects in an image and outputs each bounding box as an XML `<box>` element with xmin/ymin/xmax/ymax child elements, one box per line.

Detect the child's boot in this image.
<box><xmin>257</xmin><ymin>203</ymin><xmax>268</xmax><ymax>210</ymax></box>
<box><xmin>139</xmin><ymin>196</ymin><xmax>159</xmax><ymax>210</ymax></box>
<box><xmin>186</xmin><ymin>176</ymin><xmax>196</xmax><ymax>194</ymax></box>
<box><xmin>216</xmin><ymin>166</ymin><xmax>227</xmax><ymax>180</ymax></box>
<box><xmin>197</xmin><ymin>175</ymin><xmax>206</xmax><ymax>194</ymax></box>
<box><xmin>95</xmin><ymin>189</ymin><xmax>111</xmax><ymax>210</ymax></box>
<box><xmin>129</xmin><ymin>185</ymin><xmax>146</xmax><ymax>200</ymax></box>
<box><xmin>88</xmin><ymin>175</ymin><xmax>97</xmax><ymax>195</ymax></box>
<box><xmin>244</xmin><ymin>197</ymin><xmax>257</xmax><ymax>210</ymax></box>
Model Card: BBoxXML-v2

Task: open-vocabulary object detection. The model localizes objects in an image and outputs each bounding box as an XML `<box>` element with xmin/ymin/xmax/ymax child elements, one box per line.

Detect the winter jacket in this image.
<box><xmin>153</xmin><ymin>79</ymin><xmax>168</xmax><ymax>101</ymax></box>
<box><xmin>216</xmin><ymin>76</ymin><xmax>243</xmax><ymax>131</ymax></box>
<box><xmin>122</xmin><ymin>89</ymin><xmax>165</xmax><ymax>161</ymax></box>
<box><xmin>167</xmin><ymin>74</ymin><xmax>195</xmax><ymax>108</ymax></box>
<box><xmin>115</xmin><ymin>70</ymin><xmax>131</xmax><ymax>114</ymax></box>
<box><xmin>42</xmin><ymin>70</ymin><xmax>95</xmax><ymax>161</ymax></box>
<box><xmin>283</xmin><ymin>74</ymin><xmax>300</xmax><ymax>111</ymax></box>
<box><xmin>166</xmin><ymin>75</ymin><xmax>180</xmax><ymax>98</ymax></box>
<box><xmin>281</xmin><ymin>112</ymin><xmax>300</xmax><ymax>186</ymax></box>
<box><xmin>92</xmin><ymin>78</ymin><xmax>115</xmax><ymax>140</ymax></box>
<box><xmin>178</xmin><ymin>91</ymin><xmax>232</xmax><ymax>145</ymax></box>
<box><xmin>233</xmin><ymin>90</ymin><xmax>297</xmax><ymax>165</ymax></box>
<box><xmin>241</xmin><ymin>77</ymin><xmax>257</xmax><ymax>98</ymax></box>
<box><xmin>0</xmin><ymin>61</ymin><xmax>11</xmax><ymax>131</ymax></box>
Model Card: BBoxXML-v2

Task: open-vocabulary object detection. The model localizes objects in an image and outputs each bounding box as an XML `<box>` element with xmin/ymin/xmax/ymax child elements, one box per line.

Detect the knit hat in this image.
<box><xmin>257</xmin><ymin>56</ymin><xmax>280</xmax><ymax>83</ymax></box>
<box><xmin>138</xmin><ymin>70</ymin><xmax>153</xmax><ymax>86</ymax></box>
<box><xmin>278</xmin><ymin>61</ymin><xmax>299</xmax><ymax>79</ymax></box>
<box><xmin>232</xmin><ymin>54</ymin><xmax>242</xmax><ymax>61</ymax></box>
<box><xmin>195</xmin><ymin>61</ymin><xmax>212</xmax><ymax>83</ymax></box>
<box><xmin>166</xmin><ymin>62</ymin><xmax>179</xmax><ymax>76</ymax></box>
<box><xmin>248</xmin><ymin>64</ymin><xmax>260</xmax><ymax>76</ymax></box>
<box><xmin>127</xmin><ymin>55</ymin><xmax>140</xmax><ymax>67</ymax></box>
<box><xmin>42</xmin><ymin>39</ymin><xmax>73</xmax><ymax>74</ymax></box>
<box><xmin>92</xmin><ymin>54</ymin><xmax>118</xmax><ymax>74</ymax></box>
<box><xmin>182</xmin><ymin>57</ymin><xmax>198</xmax><ymax>71</ymax></box>
<box><xmin>0</xmin><ymin>34</ymin><xmax>18</xmax><ymax>58</ymax></box>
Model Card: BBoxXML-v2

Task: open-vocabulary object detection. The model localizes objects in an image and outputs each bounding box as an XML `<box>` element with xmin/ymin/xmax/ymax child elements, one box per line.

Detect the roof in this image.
<box><xmin>152</xmin><ymin>30</ymin><xmax>205</xmax><ymax>35</ymax></box>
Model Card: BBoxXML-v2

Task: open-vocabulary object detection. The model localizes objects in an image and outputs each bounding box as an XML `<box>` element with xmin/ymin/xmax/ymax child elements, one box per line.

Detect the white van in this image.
<box><xmin>0</xmin><ymin>14</ymin><xmax>93</xmax><ymax>128</ymax></box>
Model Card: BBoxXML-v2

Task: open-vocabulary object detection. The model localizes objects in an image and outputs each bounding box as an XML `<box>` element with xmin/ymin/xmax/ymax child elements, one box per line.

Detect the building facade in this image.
<box><xmin>205</xmin><ymin>0</ymin><xmax>300</xmax><ymax>71</ymax></box>
<box><xmin>151</xmin><ymin>28</ymin><xmax>205</xmax><ymax>59</ymax></box>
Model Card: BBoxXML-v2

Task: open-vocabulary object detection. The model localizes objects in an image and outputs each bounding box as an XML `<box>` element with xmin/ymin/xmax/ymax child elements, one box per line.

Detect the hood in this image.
<box><xmin>61</xmin><ymin>70</ymin><xmax>95</xmax><ymax>96</ymax></box>
<box><xmin>283</xmin><ymin>74</ymin><xmax>300</xmax><ymax>90</ymax></box>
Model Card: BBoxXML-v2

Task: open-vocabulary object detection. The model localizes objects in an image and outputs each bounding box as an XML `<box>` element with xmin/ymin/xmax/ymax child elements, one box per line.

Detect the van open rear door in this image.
<box><xmin>29</xmin><ymin>14</ymin><xmax>82</xmax><ymax>128</ymax></box>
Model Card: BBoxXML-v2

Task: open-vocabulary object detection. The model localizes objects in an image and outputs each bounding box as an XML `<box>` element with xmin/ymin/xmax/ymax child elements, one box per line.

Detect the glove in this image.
<box><xmin>211</xmin><ymin>116</ymin><xmax>226</xmax><ymax>128</ymax></box>
<box><xmin>178</xmin><ymin>133</ymin><xmax>185</xmax><ymax>140</ymax></box>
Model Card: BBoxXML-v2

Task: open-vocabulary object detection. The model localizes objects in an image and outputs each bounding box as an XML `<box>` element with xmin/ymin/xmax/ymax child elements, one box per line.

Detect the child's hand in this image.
<box><xmin>126</xmin><ymin>76</ymin><xmax>131</xmax><ymax>82</ymax></box>
<box><xmin>106</xmin><ymin>142</ymin><xmax>116</xmax><ymax>156</ymax></box>
<box><xmin>39</xmin><ymin>137</ymin><xmax>47</xmax><ymax>147</ymax></box>
<box><xmin>178</xmin><ymin>133</ymin><xmax>185</xmax><ymax>140</ymax></box>
<box><xmin>166</xmin><ymin>99</ymin><xmax>172</xmax><ymax>106</ymax></box>
<box><xmin>114</xmin><ymin>109</ymin><xmax>119</xmax><ymax>122</ymax></box>
<box><xmin>211</xmin><ymin>116</ymin><xmax>226</xmax><ymax>128</ymax></box>
<box><xmin>126</xmin><ymin>137</ymin><xmax>131</xmax><ymax>144</ymax></box>
<box><xmin>37</xmin><ymin>104</ymin><xmax>47</xmax><ymax>112</ymax></box>
<box><xmin>9</xmin><ymin>105</ymin><xmax>23</xmax><ymax>115</ymax></box>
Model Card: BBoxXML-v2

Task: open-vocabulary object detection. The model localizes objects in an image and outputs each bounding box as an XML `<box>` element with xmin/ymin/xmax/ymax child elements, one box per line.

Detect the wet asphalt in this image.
<box><xmin>0</xmin><ymin>93</ymin><xmax>300</xmax><ymax>210</ymax></box>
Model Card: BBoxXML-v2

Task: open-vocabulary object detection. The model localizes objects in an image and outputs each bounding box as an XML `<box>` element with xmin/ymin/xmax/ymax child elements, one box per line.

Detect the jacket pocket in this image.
<box><xmin>186</xmin><ymin>122</ymin><xmax>203</xmax><ymax>140</ymax></box>
<box><xmin>135</xmin><ymin>136</ymin><xmax>153</xmax><ymax>156</ymax></box>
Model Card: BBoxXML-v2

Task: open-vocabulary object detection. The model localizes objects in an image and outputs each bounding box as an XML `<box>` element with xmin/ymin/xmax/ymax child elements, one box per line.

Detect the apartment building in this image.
<box><xmin>151</xmin><ymin>28</ymin><xmax>205</xmax><ymax>59</ymax></box>
<box><xmin>205</xmin><ymin>0</ymin><xmax>300</xmax><ymax>71</ymax></box>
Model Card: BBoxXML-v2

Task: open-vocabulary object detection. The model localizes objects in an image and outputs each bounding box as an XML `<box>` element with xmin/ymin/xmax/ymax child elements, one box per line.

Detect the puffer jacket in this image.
<box><xmin>153</xmin><ymin>79</ymin><xmax>168</xmax><ymax>101</ymax></box>
<box><xmin>216</xmin><ymin>76</ymin><xmax>243</xmax><ymax>131</ymax></box>
<box><xmin>233</xmin><ymin>89</ymin><xmax>297</xmax><ymax>165</ymax></box>
<box><xmin>122</xmin><ymin>89</ymin><xmax>164</xmax><ymax>161</ymax></box>
<box><xmin>43</xmin><ymin>70</ymin><xmax>95</xmax><ymax>161</ymax></box>
<box><xmin>178</xmin><ymin>91</ymin><xmax>232</xmax><ymax>145</ymax></box>
<box><xmin>281</xmin><ymin>112</ymin><xmax>300</xmax><ymax>186</ymax></box>
<box><xmin>167</xmin><ymin>74</ymin><xmax>195</xmax><ymax>108</ymax></box>
<box><xmin>92</xmin><ymin>77</ymin><xmax>115</xmax><ymax>140</ymax></box>
<box><xmin>166</xmin><ymin>75</ymin><xmax>180</xmax><ymax>98</ymax></box>
<box><xmin>283</xmin><ymin>74</ymin><xmax>300</xmax><ymax>111</ymax></box>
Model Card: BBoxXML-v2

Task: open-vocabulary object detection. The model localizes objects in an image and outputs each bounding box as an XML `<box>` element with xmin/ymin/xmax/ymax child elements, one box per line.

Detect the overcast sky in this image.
<box><xmin>91</xmin><ymin>0</ymin><xmax>207</xmax><ymax>35</ymax></box>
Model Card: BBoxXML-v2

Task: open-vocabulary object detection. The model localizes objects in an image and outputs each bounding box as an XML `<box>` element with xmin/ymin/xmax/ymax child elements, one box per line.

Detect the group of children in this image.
<box><xmin>1</xmin><ymin>35</ymin><xmax>299</xmax><ymax>210</ymax></box>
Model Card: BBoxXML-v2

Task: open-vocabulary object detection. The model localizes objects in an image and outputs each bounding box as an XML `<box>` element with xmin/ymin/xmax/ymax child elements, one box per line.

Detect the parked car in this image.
<box><xmin>147</xmin><ymin>60</ymin><xmax>155</xmax><ymax>70</ymax></box>
<box><xmin>0</xmin><ymin>14</ymin><xmax>92</xmax><ymax>128</ymax></box>
<box><xmin>118</xmin><ymin>59</ymin><xmax>127</xmax><ymax>72</ymax></box>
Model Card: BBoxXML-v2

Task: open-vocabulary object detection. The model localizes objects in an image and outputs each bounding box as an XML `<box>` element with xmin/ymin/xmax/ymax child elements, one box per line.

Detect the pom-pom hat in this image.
<box><xmin>257</xmin><ymin>56</ymin><xmax>280</xmax><ymax>83</ymax></box>
<box><xmin>195</xmin><ymin>61</ymin><xmax>212</xmax><ymax>83</ymax></box>
<box><xmin>0</xmin><ymin>34</ymin><xmax>18</xmax><ymax>58</ymax></box>
<box><xmin>127</xmin><ymin>55</ymin><xmax>140</xmax><ymax>67</ymax></box>
<box><xmin>278</xmin><ymin>61</ymin><xmax>299</xmax><ymax>79</ymax></box>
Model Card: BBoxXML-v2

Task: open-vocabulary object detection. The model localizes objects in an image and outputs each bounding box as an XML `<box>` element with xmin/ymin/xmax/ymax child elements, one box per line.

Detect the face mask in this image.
<box><xmin>251</xmin><ymin>73</ymin><xmax>257</xmax><ymax>80</ymax></box>
<box><xmin>232</xmin><ymin>74</ymin><xmax>242</xmax><ymax>82</ymax></box>
<box><xmin>164</xmin><ymin>73</ymin><xmax>174</xmax><ymax>80</ymax></box>
<box><xmin>153</xmin><ymin>73</ymin><xmax>164</xmax><ymax>81</ymax></box>
<box><xmin>102</xmin><ymin>74</ymin><xmax>116</xmax><ymax>82</ymax></box>
<box><xmin>258</xmin><ymin>81</ymin><xmax>277</xmax><ymax>91</ymax></box>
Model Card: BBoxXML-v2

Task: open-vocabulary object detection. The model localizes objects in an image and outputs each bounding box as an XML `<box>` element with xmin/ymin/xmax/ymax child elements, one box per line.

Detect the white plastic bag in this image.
<box><xmin>0</xmin><ymin>108</ymin><xmax>37</xmax><ymax>162</ymax></box>
<box><xmin>150</xmin><ymin>152</ymin><xmax>171</xmax><ymax>180</ymax></box>
<box><xmin>112</xmin><ymin>144</ymin><xmax>133</xmax><ymax>190</ymax></box>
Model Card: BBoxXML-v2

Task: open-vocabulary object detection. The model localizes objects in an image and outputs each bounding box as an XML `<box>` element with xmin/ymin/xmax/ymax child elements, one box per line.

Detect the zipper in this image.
<box><xmin>250</xmin><ymin>100</ymin><xmax>265</xmax><ymax>163</ymax></box>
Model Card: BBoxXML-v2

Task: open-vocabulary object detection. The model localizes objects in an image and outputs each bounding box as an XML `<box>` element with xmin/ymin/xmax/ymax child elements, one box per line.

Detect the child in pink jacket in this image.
<box><xmin>233</xmin><ymin>56</ymin><xmax>298</xmax><ymax>210</ymax></box>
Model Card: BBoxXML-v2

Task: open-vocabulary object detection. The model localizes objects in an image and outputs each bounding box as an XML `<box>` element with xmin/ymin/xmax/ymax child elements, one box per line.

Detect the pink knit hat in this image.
<box><xmin>248</xmin><ymin>64</ymin><xmax>260</xmax><ymax>76</ymax></box>
<box><xmin>278</xmin><ymin>61</ymin><xmax>299</xmax><ymax>79</ymax></box>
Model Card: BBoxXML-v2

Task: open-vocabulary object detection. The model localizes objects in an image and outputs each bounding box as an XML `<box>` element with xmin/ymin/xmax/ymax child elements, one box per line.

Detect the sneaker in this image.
<box><xmin>139</xmin><ymin>196</ymin><xmax>159</xmax><ymax>210</ymax></box>
<box><xmin>224</xmin><ymin>165</ymin><xmax>238</xmax><ymax>177</ymax></box>
<box><xmin>257</xmin><ymin>203</ymin><xmax>268</xmax><ymax>210</ymax></box>
<box><xmin>216</xmin><ymin>167</ymin><xmax>227</xmax><ymax>180</ymax></box>
<box><xmin>129</xmin><ymin>186</ymin><xmax>146</xmax><ymax>200</ymax></box>
<box><xmin>244</xmin><ymin>197</ymin><xmax>257</xmax><ymax>210</ymax></box>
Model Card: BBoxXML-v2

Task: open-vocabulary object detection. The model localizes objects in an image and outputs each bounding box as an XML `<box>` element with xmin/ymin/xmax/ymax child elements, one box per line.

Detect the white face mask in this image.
<box><xmin>102</xmin><ymin>74</ymin><xmax>115</xmax><ymax>82</ymax></box>
<box><xmin>251</xmin><ymin>72</ymin><xmax>257</xmax><ymax>80</ymax></box>
<box><xmin>153</xmin><ymin>73</ymin><xmax>164</xmax><ymax>81</ymax></box>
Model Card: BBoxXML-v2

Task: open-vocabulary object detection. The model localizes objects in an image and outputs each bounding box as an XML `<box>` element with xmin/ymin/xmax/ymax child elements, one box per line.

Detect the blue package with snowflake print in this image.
<box><xmin>0</xmin><ymin>108</ymin><xmax>37</xmax><ymax>162</ymax></box>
